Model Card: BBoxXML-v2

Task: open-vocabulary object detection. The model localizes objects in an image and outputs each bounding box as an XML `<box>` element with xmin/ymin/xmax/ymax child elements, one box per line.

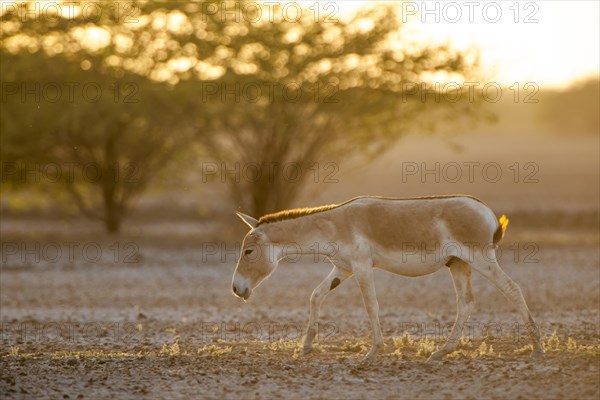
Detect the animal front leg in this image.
<box><xmin>428</xmin><ymin>260</ymin><xmax>474</xmax><ymax>362</ymax></box>
<box><xmin>354</xmin><ymin>267</ymin><xmax>383</xmax><ymax>362</ymax></box>
<box><xmin>301</xmin><ymin>266</ymin><xmax>351</xmax><ymax>355</ymax></box>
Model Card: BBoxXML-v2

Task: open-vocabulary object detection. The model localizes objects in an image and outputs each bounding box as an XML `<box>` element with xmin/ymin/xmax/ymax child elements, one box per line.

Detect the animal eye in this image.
<box><xmin>244</xmin><ymin>249</ymin><xmax>254</xmax><ymax>256</ymax></box>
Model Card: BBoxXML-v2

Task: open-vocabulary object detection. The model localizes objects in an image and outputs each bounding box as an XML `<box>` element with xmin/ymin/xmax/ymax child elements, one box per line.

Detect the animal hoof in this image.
<box><xmin>359</xmin><ymin>355</ymin><xmax>375</xmax><ymax>365</ymax></box>
<box><xmin>360</xmin><ymin>349</ymin><xmax>379</xmax><ymax>364</ymax></box>
<box><xmin>531</xmin><ymin>348</ymin><xmax>544</xmax><ymax>358</ymax></box>
<box><xmin>301</xmin><ymin>346</ymin><xmax>313</xmax><ymax>356</ymax></box>
<box><xmin>427</xmin><ymin>351</ymin><xmax>444</xmax><ymax>362</ymax></box>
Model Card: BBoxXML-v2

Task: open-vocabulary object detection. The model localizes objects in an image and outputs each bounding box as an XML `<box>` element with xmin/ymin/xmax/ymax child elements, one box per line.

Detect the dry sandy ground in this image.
<box><xmin>1</xmin><ymin>215</ymin><xmax>599</xmax><ymax>399</ymax></box>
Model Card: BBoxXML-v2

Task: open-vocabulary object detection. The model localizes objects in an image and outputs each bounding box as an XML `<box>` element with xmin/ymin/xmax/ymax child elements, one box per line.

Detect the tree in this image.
<box><xmin>1</xmin><ymin>1</ymin><xmax>193</xmax><ymax>232</ymax></box>
<box><xmin>172</xmin><ymin>3</ymin><xmax>482</xmax><ymax>216</ymax></box>
<box><xmin>1</xmin><ymin>1</ymin><xmax>484</xmax><ymax>225</ymax></box>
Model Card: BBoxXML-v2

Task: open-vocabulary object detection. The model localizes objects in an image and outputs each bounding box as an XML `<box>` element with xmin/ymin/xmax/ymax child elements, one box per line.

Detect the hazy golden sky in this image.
<box><xmin>337</xmin><ymin>0</ymin><xmax>599</xmax><ymax>89</ymax></box>
<box><xmin>7</xmin><ymin>1</ymin><xmax>597</xmax><ymax>89</ymax></box>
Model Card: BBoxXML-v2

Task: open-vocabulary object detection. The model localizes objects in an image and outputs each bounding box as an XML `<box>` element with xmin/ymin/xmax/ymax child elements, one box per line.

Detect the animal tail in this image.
<box><xmin>493</xmin><ymin>215</ymin><xmax>509</xmax><ymax>244</ymax></box>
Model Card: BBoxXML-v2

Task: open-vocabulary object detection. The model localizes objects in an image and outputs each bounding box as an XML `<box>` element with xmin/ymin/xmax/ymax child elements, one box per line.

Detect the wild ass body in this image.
<box><xmin>232</xmin><ymin>195</ymin><xmax>543</xmax><ymax>361</ymax></box>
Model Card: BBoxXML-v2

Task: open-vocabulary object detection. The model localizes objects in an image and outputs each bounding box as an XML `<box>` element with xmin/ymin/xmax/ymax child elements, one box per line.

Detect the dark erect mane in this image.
<box><xmin>255</xmin><ymin>195</ymin><xmax>483</xmax><ymax>226</ymax></box>
<box><xmin>256</xmin><ymin>203</ymin><xmax>346</xmax><ymax>226</ymax></box>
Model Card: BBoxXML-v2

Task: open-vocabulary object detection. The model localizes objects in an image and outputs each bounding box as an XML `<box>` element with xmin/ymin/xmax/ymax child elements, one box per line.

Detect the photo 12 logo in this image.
<box><xmin>402</xmin><ymin>82</ymin><xmax>539</xmax><ymax>104</ymax></box>
<box><xmin>198</xmin><ymin>321</ymin><xmax>338</xmax><ymax>341</ymax></box>
<box><xmin>1</xmin><ymin>241</ymin><xmax>140</xmax><ymax>265</ymax></box>
<box><xmin>200</xmin><ymin>2</ymin><xmax>340</xmax><ymax>23</ymax></box>
<box><xmin>1</xmin><ymin>82</ymin><xmax>139</xmax><ymax>104</ymax></box>
<box><xmin>199</xmin><ymin>82</ymin><xmax>339</xmax><ymax>104</ymax></box>
<box><xmin>397</xmin><ymin>321</ymin><xmax>538</xmax><ymax>344</ymax></box>
<box><xmin>201</xmin><ymin>162</ymin><xmax>339</xmax><ymax>184</ymax></box>
<box><xmin>399</xmin><ymin>241</ymin><xmax>539</xmax><ymax>264</ymax></box>
<box><xmin>1</xmin><ymin>2</ymin><xmax>140</xmax><ymax>23</ymax></box>
<box><xmin>1</xmin><ymin>161</ymin><xmax>143</xmax><ymax>185</ymax></box>
<box><xmin>1</xmin><ymin>321</ymin><xmax>141</xmax><ymax>344</ymax></box>
<box><xmin>399</xmin><ymin>162</ymin><xmax>540</xmax><ymax>184</ymax></box>
<box><xmin>200</xmin><ymin>241</ymin><xmax>339</xmax><ymax>264</ymax></box>
<box><xmin>400</xmin><ymin>2</ymin><xmax>540</xmax><ymax>24</ymax></box>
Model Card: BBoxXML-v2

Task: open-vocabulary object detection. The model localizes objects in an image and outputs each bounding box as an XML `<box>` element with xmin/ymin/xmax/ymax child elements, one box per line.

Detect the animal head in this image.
<box><xmin>231</xmin><ymin>212</ymin><xmax>279</xmax><ymax>300</ymax></box>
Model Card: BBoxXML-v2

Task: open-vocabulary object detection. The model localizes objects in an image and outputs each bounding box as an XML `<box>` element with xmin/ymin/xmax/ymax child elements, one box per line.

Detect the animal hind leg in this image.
<box><xmin>428</xmin><ymin>259</ymin><xmax>474</xmax><ymax>362</ymax></box>
<box><xmin>471</xmin><ymin>259</ymin><xmax>543</xmax><ymax>356</ymax></box>
<box><xmin>301</xmin><ymin>265</ymin><xmax>352</xmax><ymax>354</ymax></box>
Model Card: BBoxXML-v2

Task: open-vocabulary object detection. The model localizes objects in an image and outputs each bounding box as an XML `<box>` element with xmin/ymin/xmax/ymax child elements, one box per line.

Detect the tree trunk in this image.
<box><xmin>105</xmin><ymin>211</ymin><xmax>121</xmax><ymax>233</ymax></box>
<box><xmin>104</xmin><ymin>196</ymin><xmax>122</xmax><ymax>234</ymax></box>
<box><xmin>102</xmin><ymin>134</ymin><xmax>122</xmax><ymax>234</ymax></box>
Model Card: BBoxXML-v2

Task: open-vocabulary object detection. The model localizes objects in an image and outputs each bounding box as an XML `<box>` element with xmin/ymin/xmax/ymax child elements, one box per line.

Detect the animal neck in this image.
<box><xmin>260</xmin><ymin>215</ymin><xmax>336</xmax><ymax>259</ymax></box>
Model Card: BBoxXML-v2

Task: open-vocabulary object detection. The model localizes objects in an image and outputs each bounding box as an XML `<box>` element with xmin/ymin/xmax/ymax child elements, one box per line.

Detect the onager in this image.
<box><xmin>232</xmin><ymin>195</ymin><xmax>543</xmax><ymax>362</ymax></box>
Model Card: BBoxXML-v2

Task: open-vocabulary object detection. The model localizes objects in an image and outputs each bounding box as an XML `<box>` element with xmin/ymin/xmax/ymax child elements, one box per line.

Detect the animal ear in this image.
<box><xmin>235</xmin><ymin>212</ymin><xmax>258</xmax><ymax>229</ymax></box>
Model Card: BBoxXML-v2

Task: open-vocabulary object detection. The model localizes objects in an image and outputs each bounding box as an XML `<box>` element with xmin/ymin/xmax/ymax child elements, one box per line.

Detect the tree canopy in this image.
<box><xmin>1</xmin><ymin>1</ymin><xmax>482</xmax><ymax>229</ymax></box>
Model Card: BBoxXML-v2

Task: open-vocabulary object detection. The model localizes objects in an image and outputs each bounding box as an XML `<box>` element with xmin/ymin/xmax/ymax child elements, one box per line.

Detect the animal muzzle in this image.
<box><xmin>232</xmin><ymin>283</ymin><xmax>251</xmax><ymax>300</ymax></box>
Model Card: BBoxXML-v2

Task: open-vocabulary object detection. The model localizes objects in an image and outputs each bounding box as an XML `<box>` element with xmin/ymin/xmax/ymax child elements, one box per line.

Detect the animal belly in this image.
<box><xmin>373</xmin><ymin>250</ymin><xmax>446</xmax><ymax>277</ymax></box>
